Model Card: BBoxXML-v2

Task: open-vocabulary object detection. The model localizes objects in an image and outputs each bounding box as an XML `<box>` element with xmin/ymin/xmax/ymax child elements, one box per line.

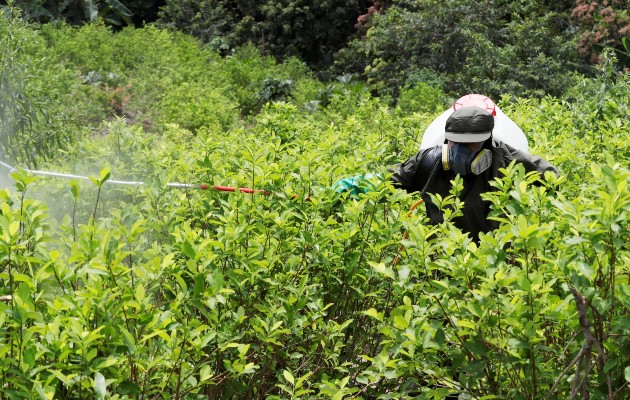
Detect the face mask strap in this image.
<box><xmin>442</xmin><ymin>143</ymin><xmax>450</xmax><ymax>171</ymax></box>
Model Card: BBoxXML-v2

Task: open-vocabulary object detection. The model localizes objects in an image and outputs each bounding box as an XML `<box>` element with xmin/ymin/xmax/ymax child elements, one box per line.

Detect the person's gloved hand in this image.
<box><xmin>332</xmin><ymin>173</ymin><xmax>380</xmax><ymax>197</ymax></box>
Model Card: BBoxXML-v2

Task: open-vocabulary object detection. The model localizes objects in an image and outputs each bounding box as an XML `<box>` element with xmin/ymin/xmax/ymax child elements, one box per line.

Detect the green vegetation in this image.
<box><xmin>336</xmin><ymin>0</ymin><xmax>584</xmax><ymax>99</ymax></box>
<box><xmin>157</xmin><ymin>0</ymin><xmax>372</xmax><ymax>68</ymax></box>
<box><xmin>9</xmin><ymin>0</ymin><xmax>630</xmax><ymax>95</ymax></box>
<box><xmin>0</xmin><ymin>5</ymin><xmax>629</xmax><ymax>400</ymax></box>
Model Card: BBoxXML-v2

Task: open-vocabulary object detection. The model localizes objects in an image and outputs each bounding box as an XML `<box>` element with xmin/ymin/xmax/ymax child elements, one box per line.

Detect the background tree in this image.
<box><xmin>571</xmin><ymin>0</ymin><xmax>630</xmax><ymax>68</ymax></box>
<box><xmin>124</xmin><ymin>0</ymin><xmax>166</xmax><ymax>26</ymax></box>
<box><xmin>157</xmin><ymin>0</ymin><xmax>372</xmax><ymax>68</ymax></box>
<box><xmin>4</xmin><ymin>0</ymin><xmax>165</xmax><ymax>27</ymax></box>
<box><xmin>334</xmin><ymin>0</ymin><xmax>587</xmax><ymax>100</ymax></box>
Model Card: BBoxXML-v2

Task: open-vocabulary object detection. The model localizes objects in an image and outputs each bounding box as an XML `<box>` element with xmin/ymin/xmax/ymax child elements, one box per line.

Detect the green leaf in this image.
<box><xmin>182</xmin><ymin>242</ymin><xmax>196</xmax><ymax>259</ymax></box>
<box><xmin>34</xmin><ymin>382</ymin><xmax>55</xmax><ymax>400</ymax></box>
<box><xmin>283</xmin><ymin>370</ymin><xmax>294</xmax><ymax>385</ymax></box>
<box><xmin>200</xmin><ymin>365</ymin><xmax>213</xmax><ymax>382</ymax></box>
<box><xmin>577</xmin><ymin>261</ymin><xmax>595</xmax><ymax>279</ymax></box>
<box><xmin>135</xmin><ymin>284</ymin><xmax>145</xmax><ymax>303</ymax></box>
<box><xmin>118</xmin><ymin>381</ymin><xmax>140</xmax><ymax>395</ymax></box>
<box><xmin>625</xmin><ymin>366</ymin><xmax>630</xmax><ymax>383</ymax></box>
<box><xmin>99</xmin><ymin>167</ymin><xmax>111</xmax><ymax>183</ymax></box>
<box><xmin>517</xmin><ymin>276</ymin><xmax>532</xmax><ymax>291</ymax></box>
<box><xmin>9</xmin><ymin>221</ymin><xmax>19</xmax><ymax>237</ymax></box>
<box><xmin>615</xmin><ymin>315</ymin><xmax>630</xmax><ymax>329</ymax></box>
<box><xmin>23</xmin><ymin>346</ymin><xmax>36</xmax><ymax>369</ymax></box>
<box><xmin>463</xmin><ymin>338</ymin><xmax>487</xmax><ymax>356</ymax></box>
<box><xmin>16</xmin><ymin>283</ymin><xmax>33</xmax><ymax>309</ymax></box>
<box><xmin>94</xmin><ymin>372</ymin><xmax>106</xmax><ymax>400</ymax></box>
<box><xmin>393</xmin><ymin>315</ymin><xmax>409</xmax><ymax>330</ymax></box>
<box><xmin>603</xmin><ymin>358</ymin><xmax>618</xmax><ymax>373</ymax></box>
<box><xmin>435</xmin><ymin>328</ymin><xmax>445</xmax><ymax>346</ymax></box>
<box><xmin>361</xmin><ymin>308</ymin><xmax>382</xmax><ymax>321</ymax></box>
<box><xmin>70</xmin><ymin>179</ymin><xmax>80</xmax><ymax>200</ymax></box>
<box><xmin>95</xmin><ymin>357</ymin><xmax>119</xmax><ymax>370</ymax></box>
<box><xmin>369</xmin><ymin>262</ymin><xmax>395</xmax><ymax>279</ymax></box>
<box><xmin>120</xmin><ymin>326</ymin><xmax>136</xmax><ymax>355</ymax></box>
<box><xmin>141</xmin><ymin>330</ymin><xmax>170</xmax><ymax>343</ymax></box>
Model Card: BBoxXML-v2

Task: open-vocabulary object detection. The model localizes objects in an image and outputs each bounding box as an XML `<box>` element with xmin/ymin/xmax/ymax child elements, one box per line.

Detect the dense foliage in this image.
<box><xmin>0</xmin><ymin>14</ymin><xmax>320</xmax><ymax>167</ymax></box>
<box><xmin>1</xmin><ymin>9</ymin><xmax>629</xmax><ymax>400</ymax></box>
<box><xmin>6</xmin><ymin>0</ymin><xmax>630</xmax><ymax>100</ymax></box>
<box><xmin>6</xmin><ymin>0</ymin><xmax>133</xmax><ymax>26</ymax></box>
<box><xmin>6</xmin><ymin>0</ymin><xmax>168</xmax><ymax>27</ymax></box>
<box><xmin>571</xmin><ymin>0</ymin><xmax>630</xmax><ymax>67</ymax></box>
<box><xmin>157</xmin><ymin>0</ymin><xmax>372</xmax><ymax>68</ymax></box>
<box><xmin>335</xmin><ymin>0</ymin><xmax>588</xmax><ymax>100</ymax></box>
<box><xmin>0</xmin><ymin>6</ymin><xmax>78</xmax><ymax>167</ymax></box>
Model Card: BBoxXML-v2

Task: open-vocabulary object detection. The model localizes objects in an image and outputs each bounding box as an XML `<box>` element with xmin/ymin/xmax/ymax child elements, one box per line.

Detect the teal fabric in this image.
<box><xmin>333</xmin><ymin>173</ymin><xmax>380</xmax><ymax>196</ymax></box>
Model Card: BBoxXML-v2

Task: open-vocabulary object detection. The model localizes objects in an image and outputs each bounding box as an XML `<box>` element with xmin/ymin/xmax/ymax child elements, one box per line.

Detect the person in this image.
<box><xmin>335</xmin><ymin>102</ymin><xmax>560</xmax><ymax>242</ymax></box>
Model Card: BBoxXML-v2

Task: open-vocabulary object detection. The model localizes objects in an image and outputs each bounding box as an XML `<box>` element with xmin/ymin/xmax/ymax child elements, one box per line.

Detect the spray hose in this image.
<box><xmin>0</xmin><ymin>160</ymin><xmax>270</xmax><ymax>194</ymax></box>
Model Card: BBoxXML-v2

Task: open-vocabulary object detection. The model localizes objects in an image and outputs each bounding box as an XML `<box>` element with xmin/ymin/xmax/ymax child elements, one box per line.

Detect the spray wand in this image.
<box><xmin>0</xmin><ymin>160</ymin><xmax>273</xmax><ymax>195</ymax></box>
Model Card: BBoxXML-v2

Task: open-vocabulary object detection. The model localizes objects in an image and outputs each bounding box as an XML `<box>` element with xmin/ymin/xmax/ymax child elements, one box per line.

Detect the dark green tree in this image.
<box><xmin>157</xmin><ymin>0</ymin><xmax>372</xmax><ymax>68</ymax></box>
<box><xmin>124</xmin><ymin>0</ymin><xmax>166</xmax><ymax>26</ymax></box>
<box><xmin>3</xmin><ymin>0</ymin><xmax>165</xmax><ymax>27</ymax></box>
<box><xmin>334</xmin><ymin>0</ymin><xmax>587</xmax><ymax>100</ymax></box>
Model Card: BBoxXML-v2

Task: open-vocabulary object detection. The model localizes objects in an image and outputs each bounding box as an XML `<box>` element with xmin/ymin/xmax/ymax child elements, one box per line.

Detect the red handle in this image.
<box><xmin>200</xmin><ymin>184</ymin><xmax>309</xmax><ymax>199</ymax></box>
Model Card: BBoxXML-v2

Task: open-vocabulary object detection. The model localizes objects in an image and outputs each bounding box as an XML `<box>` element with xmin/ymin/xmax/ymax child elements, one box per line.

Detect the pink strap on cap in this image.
<box><xmin>453</xmin><ymin>94</ymin><xmax>496</xmax><ymax>116</ymax></box>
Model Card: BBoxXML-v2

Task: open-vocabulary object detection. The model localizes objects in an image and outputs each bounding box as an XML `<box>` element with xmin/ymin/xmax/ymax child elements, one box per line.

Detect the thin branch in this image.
<box><xmin>546</xmin><ymin>345</ymin><xmax>589</xmax><ymax>399</ymax></box>
<box><xmin>546</xmin><ymin>286</ymin><xmax>611</xmax><ymax>400</ymax></box>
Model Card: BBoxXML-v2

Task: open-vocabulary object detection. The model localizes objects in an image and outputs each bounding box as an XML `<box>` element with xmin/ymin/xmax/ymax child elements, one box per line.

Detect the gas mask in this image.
<box><xmin>442</xmin><ymin>142</ymin><xmax>492</xmax><ymax>176</ymax></box>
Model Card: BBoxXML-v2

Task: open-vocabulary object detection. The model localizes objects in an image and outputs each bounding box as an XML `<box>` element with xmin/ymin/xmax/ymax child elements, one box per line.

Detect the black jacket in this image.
<box><xmin>390</xmin><ymin>139</ymin><xmax>559</xmax><ymax>241</ymax></box>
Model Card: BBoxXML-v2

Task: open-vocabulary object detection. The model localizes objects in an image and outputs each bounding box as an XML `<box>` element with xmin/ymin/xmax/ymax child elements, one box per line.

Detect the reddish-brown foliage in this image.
<box><xmin>572</xmin><ymin>0</ymin><xmax>630</xmax><ymax>64</ymax></box>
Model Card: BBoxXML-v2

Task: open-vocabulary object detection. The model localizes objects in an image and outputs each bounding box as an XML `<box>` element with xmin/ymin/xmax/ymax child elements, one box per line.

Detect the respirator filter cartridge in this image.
<box><xmin>470</xmin><ymin>149</ymin><xmax>492</xmax><ymax>175</ymax></box>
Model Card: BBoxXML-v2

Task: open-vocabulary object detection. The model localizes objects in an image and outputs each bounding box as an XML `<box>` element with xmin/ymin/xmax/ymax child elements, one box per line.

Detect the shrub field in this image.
<box><xmin>1</xmin><ymin>14</ymin><xmax>629</xmax><ymax>400</ymax></box>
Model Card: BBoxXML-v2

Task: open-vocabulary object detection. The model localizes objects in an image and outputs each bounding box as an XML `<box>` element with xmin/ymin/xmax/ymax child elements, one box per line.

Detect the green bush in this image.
<box><xmin>395</xmin><ymin>80</ymin><xmax>450</xmax><ymax>115</ymax></box>
<box><xmin>38</xmin><ymin>23</ymin><xmax>235</xmax><ymax>124</ymax></box>
<box><xmin>1</xmin><ymin>9</ymin><xmax>628</xmax><ymax>399</ymax></box>
<box><xmin>217</xmin><ymin>45</ymin><xmax>316</xmax><ymax>116</ymax></box>
<box><xmin>0</xmin><ymin>6</ymin><xmax>83</xmax><ymax>167</ymax></box>
<box><xmin>155</xmin><ymin>82</ymin><xmax>238</xmax><ymax>132</ymax></box>
<box><xmin>37</xmin><ymin>24</ymin><xmax>316</xmax><ymax>124</ymax></box>
<box><xmin>336</xmin><ymin>0</ymin><xmax>586</xmax><ymax>100</ymax></box>
<box><xmin>1</xmin><ymin>75</ymin><xmax>627</xmax><ymax>398</ymax></box>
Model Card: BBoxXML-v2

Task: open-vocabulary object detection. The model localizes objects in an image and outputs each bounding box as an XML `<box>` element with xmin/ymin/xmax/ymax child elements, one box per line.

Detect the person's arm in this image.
<box><xmin>389</xmin><ymin>147</ymin><xmax>438</xmax><ymax>193</ymax></box>
<box><xmin>509</xmin><ymin>147</ymin><xmax>560</xmax><ymax>178</ymax></box>
<box><xmin>334</xmin><ymin>147</ymin><xmax>438</xmax><ymax>196</ymax></box>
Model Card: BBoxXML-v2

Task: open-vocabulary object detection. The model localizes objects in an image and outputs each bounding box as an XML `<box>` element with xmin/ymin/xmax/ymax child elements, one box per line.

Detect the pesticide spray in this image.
<box><xmin>0</xmin><ymin>160</ymin><xmax>274</xmax><ymax>193</ymax></box>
